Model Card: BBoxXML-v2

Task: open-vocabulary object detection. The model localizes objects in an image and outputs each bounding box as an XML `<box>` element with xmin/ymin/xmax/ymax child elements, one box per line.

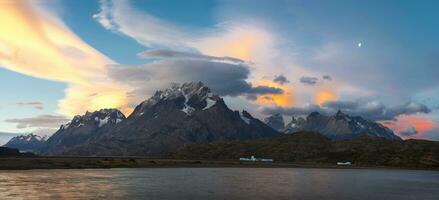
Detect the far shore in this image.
<box><xmin>0</xmin><ymin>157</ymin><xmax>437</xmax><ymax>171</ymax></box>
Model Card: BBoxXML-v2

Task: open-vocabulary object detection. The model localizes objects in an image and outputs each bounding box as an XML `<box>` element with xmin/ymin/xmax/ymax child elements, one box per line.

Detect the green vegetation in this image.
<box><xmin>174</xmin><ymin>132</ymin><xmax>439</xmax><ymax>169</ymax></box>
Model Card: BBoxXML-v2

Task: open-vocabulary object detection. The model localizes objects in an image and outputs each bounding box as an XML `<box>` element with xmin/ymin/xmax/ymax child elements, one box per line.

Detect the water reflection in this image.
<box><xmin>0</xmin><ymin>168</ymin><xmax>438</xmax><ymax>200</ymax></box>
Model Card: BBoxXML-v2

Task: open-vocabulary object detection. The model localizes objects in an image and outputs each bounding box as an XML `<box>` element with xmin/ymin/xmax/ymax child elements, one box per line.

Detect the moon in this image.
<box><xmin>358</xmin><ymin>42</ymin><xmax>362</xmax><ymax>47</ymax></box>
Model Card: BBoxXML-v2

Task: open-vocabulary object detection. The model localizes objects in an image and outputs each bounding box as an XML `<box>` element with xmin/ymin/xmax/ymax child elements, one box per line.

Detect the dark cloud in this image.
<box><xmin>108</xmin><ymin>59</ymin><xmax>283</xmax><ymax>102</ymax></box>
<box><xmin>138</xmin><ymin>49</ymin><xmax>245</xmax><ymax>64</ymax></box>
<box><xmin>244</xmin><ymin>85</ymin><xmax>283</xmax><ymax>100</ymax></box>
<box><xmin>247</xmin><ymin>85</ymin><xmax>283</xmax><ymax>95</ymax></box>
<box><xmin>4</xmin><ymin>115</ymin><xmax>70</xmax><ymax>129</ymax></box>
<box><xmin>300</xmin><ymin>76</ymin><xmax>319</xmax><ymax>85</ymax></box>
<box><xmin>16</xmin><ymin>101</ymin><xmax>44</xmax><ymax>110</ymax></box>
<box><xmin>260</xmin><ymin>100</ymin><xmax>431</xmax><ymax>121</ymax></box>
<box><xmin>322</xmin><ymin>75</ymin><xmax>332</xmax><ymax>80</ymax></box>
<box><xmin>273</xmin><ymin>75</ymin><xmax>290</xmax><ymax>85</ymax></box>
<box><xmin>400</xmin><ymin>124</ymin><xmax>418</xmax><ymax>136</ymax></box>
<box><xmin>260</xmin><ymin>104</ymin><xmax>329</xmax><ymax>116</ymax></box>
<box><xmin>322</xmin><ymin>100</ymin><xmax>358</xmax><ymax>110</ymax></box>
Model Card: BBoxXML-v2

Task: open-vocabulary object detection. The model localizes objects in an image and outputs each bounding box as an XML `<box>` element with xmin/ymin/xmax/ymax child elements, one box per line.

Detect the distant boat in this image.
<box><xmin>240</xmin><ymin>155</ymin><xmax>273</xmax><ymax>162</ymax></box>
<box><xmin>337</xmin><ymin>161</ymin><xmax>352</xmax><ymax>166</ymax></box>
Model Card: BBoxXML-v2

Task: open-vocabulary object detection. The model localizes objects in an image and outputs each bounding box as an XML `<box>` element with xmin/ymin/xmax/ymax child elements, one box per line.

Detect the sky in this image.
<box><xmin>0</xmin><ymin>0</ymin><xmax>438</xmax><ymax>143</ymax></box>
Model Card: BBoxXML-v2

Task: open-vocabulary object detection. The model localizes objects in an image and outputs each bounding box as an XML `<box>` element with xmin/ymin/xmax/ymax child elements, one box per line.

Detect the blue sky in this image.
<box><xmin>0</xmin><ymin>0</ymin><xmax>438</xmax><ymax>142</ymax></box>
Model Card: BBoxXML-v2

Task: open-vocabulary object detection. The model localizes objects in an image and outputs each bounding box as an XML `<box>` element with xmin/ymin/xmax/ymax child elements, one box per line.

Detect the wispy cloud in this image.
<box><xmin>16</xmin><ymin>101</ymin><xmax>44</xmax><ymax>110</ymax></box>
<box><xmin>273</xmin><ymin>75</ymin><xmax>290</xmax><ymax>85</ymax></box>
<box><xmin>300</xmin><ymin>76</ymin><xmax>319</xmax><ymax>85</ymax></box>
<box><xmin>138</xmin><ymin>49</ymin><xmax>245</xmax><ymax>64</ymax></box>
<box><xmin>261</xmin><ymin>100</ymin><xmax>431</xmax><ymax>121</ymax></box>
<box><xmin>0</xmin><ymin>1</ymin><xmax>129</xmax><ymax>116</ymax></box>
<box><xmin>4</xmin><ymin>114</ymin><xmax>70</xmax><ymax>129</ymax></box>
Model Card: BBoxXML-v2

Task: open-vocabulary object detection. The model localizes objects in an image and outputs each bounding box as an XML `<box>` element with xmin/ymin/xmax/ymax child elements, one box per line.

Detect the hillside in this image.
<box><xmin>0</xmin><ymin>147</ymin><xmax>35</xmax><ymax>157</ymax></box>
<box><xmin>174</xmin><ymin>132</ymin><xmax>439</xmax><ymax>169</ymax></box>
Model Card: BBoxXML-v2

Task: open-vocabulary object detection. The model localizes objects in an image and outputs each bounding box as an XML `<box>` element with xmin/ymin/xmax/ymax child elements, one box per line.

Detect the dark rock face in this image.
<box><xmin>40</xmin><ymin>109</ymin><xmax>126</xmax><ymax>155</ymax></box>
<box><xmin>283</xmin><ymin>110</ymin><xmax>401</xmax><ymax>140</ymax></box>
<box><xmin>264</xmin><ymin>113</ymin><xmax>285</xmax><ymax>131</ymax></box>
<box><xmin>45</xmin><ymin>82</ymin><xmax>280</xmax><ymax>156</ymax></box>
<box><xmin>3</xmin><ymin>133</ymin><xmax>46</xmax><ymax>153</ymax></box>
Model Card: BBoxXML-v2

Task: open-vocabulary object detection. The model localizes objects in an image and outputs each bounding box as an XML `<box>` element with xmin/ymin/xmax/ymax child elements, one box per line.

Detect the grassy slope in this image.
<box><xmin>174</xmin><ymin>132</ymin><xmax>439</xmax><ymax>169</ymax></box>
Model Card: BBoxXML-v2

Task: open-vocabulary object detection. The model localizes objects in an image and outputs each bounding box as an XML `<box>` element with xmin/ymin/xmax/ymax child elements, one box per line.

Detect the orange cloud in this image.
<box><xmin>252</xmin><ymin>80</ymin><xmax>294</xmax><ymax>107</ymax></box>
<box><xmin>196</xmin><ymin>26</ymin><xmax>273</xmax><ymax>61</ymax></box>
<box><xmin>379</xmin><ymin>115</ymin><xmax>438</xmax><ymax>139</ymax></box>
<box><xmin>315</xmin><ymin>90</ymin><xmax>336</xmax><ymax>105</ymax></box>
<box><xmin>0</xmin><ymin>1</ymin><xmax>130</xmax><ymax>116</ymax></box>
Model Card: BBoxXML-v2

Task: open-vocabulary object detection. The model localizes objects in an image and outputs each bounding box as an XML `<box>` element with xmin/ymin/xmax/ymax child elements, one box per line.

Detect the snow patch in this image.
<box><xmin>98</xmin><ymin>116</ymin><xmax>109</xmax><ymax>127</ymax></box>
<box><xmin>181</xmin><ymin>90</ymin><xmax>195</xmax><ymax>115</ymax></box>
<box><xmin>240</xmin><ymin>113</ymin><xmax>251</xmax><ymax>124</ymax></box>
<box><xmin>203</xmin><ymin>98</ymin><xmax>217</xmax><ymax>110</ymax></box>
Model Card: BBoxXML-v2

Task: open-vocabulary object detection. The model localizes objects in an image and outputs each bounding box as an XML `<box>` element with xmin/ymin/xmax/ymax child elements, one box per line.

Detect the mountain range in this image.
<box><xmin>264</xmin><ymin>111</ymin><xmax>401</xmax><ymax>140</ymax></box>
<box><xmin>36</xmin><ymin>82</ymin><xmax>278</xmax><ymax>156</ymax></box>
<box><xmin>4</xmin><ymin>81</ymin><xmax>403</xmax><ymax>156</ymax></box>
<box><xmin>3</xmin><ymin>133</ymin><xmax>46</xmax><ymax>153</ymax></box>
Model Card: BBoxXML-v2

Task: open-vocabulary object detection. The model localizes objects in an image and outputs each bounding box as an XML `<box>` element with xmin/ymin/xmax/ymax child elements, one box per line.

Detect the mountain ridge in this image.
<box><xmin>40</xmin><ymin>82</ymin><xmax>280</xmax><ymax>156</ymax></box>
<box><xmin>281</xmin><ymin>110</ymin><xmax>401</xmax><ymax>140</ymax></box>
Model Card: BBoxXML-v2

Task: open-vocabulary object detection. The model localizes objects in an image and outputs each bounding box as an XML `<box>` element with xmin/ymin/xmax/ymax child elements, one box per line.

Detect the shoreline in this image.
<box><xmin>0</xmin><ymin>157</ymin><xmax>437</xmax><ymax>171</ymax></box>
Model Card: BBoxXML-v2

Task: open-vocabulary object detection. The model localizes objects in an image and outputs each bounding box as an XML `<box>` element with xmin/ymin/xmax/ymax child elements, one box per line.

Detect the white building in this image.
<box><xmin>239</xmin><ymin>155</ymin><xmax>273</xmax><ymax>162</ymax></box>
<box><xmin>337</xmin><ymin>161</ymin><xmax>352</xmax><ymax>166</ymax></box>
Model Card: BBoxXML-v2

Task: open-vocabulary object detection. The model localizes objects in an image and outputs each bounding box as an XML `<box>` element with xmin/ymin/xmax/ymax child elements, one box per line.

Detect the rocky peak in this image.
<box><xmin>8</xmin><ymin>133</ymin><xmax>46</xmax><ymax>143</ymax></box>
<box><xmin>133</xmin><ymin>81</ymin><xmax>222</xmax><ymax>117</ymax></box>
<box><xmin>334</xmin><ymin>110</ymin><xmax>347</xmax><ymax>120</ymax></box>
<box><xmin>60</xmin><ymin>108</ymin><xmax>125</xmax><ymax>130</ymax></box>
<box><xmin>308</xmin><ymin>111</ymin><xmax>321</xmax><ymax>118</ymax></box>
<box><xmin>283</xmin><ymin>111</ymin><xmax>401</xmax><ymax>140</ymax></box>
<box><xmin>264</xmin><ymin>113</ymin><xmax>284</xmax><ymax>131</ymax></box>
<box><xmin>239</xmin><ymin>110</ymin><xmax>254</xmax><ymax>124</ymax></box>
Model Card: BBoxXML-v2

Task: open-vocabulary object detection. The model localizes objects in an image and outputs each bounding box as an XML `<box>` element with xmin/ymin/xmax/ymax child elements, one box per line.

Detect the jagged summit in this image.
<box><xmin>132</xmin><ymin>81</ymin><xmax>222</xmax><ymax>117</ymax></box>
<box><xmin>334</xmin><ymin>110</ymin><xmax>347</xmax><ymax>119</ymax></box>
<box><xmin>283</xmin><ymin>111</ymin><xmax>401</xmax><ymax>140</ymax></box>
<box><xmin>263</xmin><ymin>113</ymin><xmax>285</xmax><ymax>131</ymax></box>
<box><xmin>41</xmin><ymin>108</ymin><xmax>126</xmax><ymax>155</ymax></box>
<box><xmin>8</xmin><ymin>133</ymin><xmax>46</xmax><ymax>142</ymax></box>
<box><xmin>61</xmin><ymin>108</ymin><xmax>125</xmax><ymax>130</ymax></box>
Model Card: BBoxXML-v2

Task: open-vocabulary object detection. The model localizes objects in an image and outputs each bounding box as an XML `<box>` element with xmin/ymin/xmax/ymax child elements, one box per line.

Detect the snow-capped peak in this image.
<box><xmin>60</xmin><ymin>109</ymin><xmax>126</xmax><ymax>130</ymax></box>
<box><xmin>135</xmin><ymin>81</ymin><xmax>221</xmax><ymax>116</ymax></box>
<box><xmin>9</xmin><ymin>133</ymin><xmax>47</xmax><ymax>143</ymax></box>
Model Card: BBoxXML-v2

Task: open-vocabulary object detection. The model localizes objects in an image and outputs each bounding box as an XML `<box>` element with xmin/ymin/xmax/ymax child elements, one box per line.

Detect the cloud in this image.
<box><xmin>94</xmin><ymin>0</ymin><xmax>195</xmax><ymax>48</ymax></box>
<box><xmin>139</xmin><ymin>49</ymin><xmax>245</xmax><ymax>64</ymax></box>
<box><xmin>300</xmin><ymin>76</ymin><xmax>319</xmax><ymax>85</ymax></box>
<box><xmin>322</xmin><ymin>100</ymin><xmax>358</xmax><ymax>110</ymax></box>
<box><xmin>261</xmin><ymin>100</ymin><xmax>431</xmax><ymax>121</ymax></box>
<box><xmin>108</xmin><ymin>59</ymin><xmax>283</xmax><ymax>104</ymax></box>
<box><xmin>322</xmin><ymin>75</ymin><xmax>332</xmax><ymax>80</ymax></box>
<box><xmin>4</xmin><ymin>115</ymin><xmax>70</xmax><ymax>129</ymax></box>
<box><xmin>380</xmin><ymin>115</ymin><xmax>438</xmax><ymax>139</ymax></box>
<box><xmin>245</xmin><ymin>85</ymin><xmax>284</xmax><ymax>100</ymax></box>
<box><xmin>16</xmin><ymin>101</ymin><xmax>44</xmax><ymax>110</ymax></box>
<box><xmin>260</xmin><ymin>103</ymin><xmax>328</xmax><ymax>116</ymax></box>
<box><xmin>273</xmin><ymin>75</ymin><xmax>290</xmax><ymax>85</ymax></box>
<box><xmin>399</xmin><ymin>124</ymin><xmax>418</xmax><ymax>136</ymax></box>
<box><xmin>0</xmin><ymin>1</ymin><xmax>130</xmax><ymax>116</ymax></box>
<box><xmin>94</xmin><ymin>1</ymin><xmax>289</xmax><ymax>108</ymax></box>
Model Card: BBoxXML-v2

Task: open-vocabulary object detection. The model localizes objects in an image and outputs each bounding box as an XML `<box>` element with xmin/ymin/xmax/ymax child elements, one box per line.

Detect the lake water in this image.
<box><xmin>0</xmin><ymin>168</ymin><xmax>438</xmax><ymax>200</ymax></box>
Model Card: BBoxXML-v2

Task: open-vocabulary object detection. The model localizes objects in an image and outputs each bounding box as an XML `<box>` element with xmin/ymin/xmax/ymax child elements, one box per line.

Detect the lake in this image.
<box><xmin>0</xmin><ymin>168</ymin><xmax>438</xmax><ymax>199</ymax></box>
